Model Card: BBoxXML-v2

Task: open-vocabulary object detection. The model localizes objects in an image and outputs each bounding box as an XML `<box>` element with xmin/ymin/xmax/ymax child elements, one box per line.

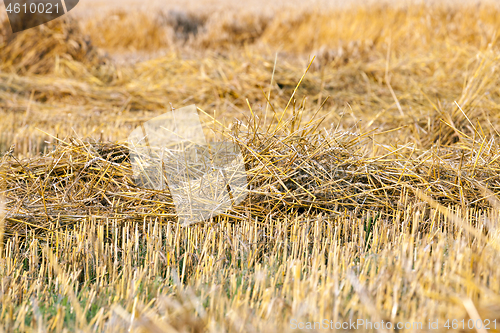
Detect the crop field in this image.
<box><xmin>2</xmin><ymin>0</ymin><xmax>500</xmax><ymax>332</ymax></box>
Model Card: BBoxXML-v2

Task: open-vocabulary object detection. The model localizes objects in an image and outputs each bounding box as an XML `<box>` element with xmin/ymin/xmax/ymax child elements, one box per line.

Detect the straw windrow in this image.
<box><xmin>2</xmin><ymin>109</ymin><xmax>500</xmax><ymax>234</ymax></box>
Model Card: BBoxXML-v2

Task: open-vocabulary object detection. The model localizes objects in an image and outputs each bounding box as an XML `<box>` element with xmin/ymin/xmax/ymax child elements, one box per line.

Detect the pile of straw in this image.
<box><xmin>0</xmin><ymin>17</ymin><xmax>106</xmax><ymax>74</ymax></box>
<box><xmin>2</xmin><ymin>109</ymin><xmax>500</xmax><ymax>236</ymax></box>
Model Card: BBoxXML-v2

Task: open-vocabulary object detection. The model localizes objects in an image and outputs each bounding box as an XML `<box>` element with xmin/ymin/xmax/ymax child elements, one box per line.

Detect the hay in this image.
<box><xmin>2</xmin><ymin>2</ymin><xmax>500</xmax><ymax>331</ymax></box>
<box><xmin>3</xmin><ymin>3</ymin><xmax>500</xmax><ymax>159</ymax></box>
<box><xmin>0</xmin><ymin>17</ymin><xmax>106</xmax><ymax>75</ymax></box>
<box><xmin>83</xmin><ymin>10</ymin><xmax>176</xmax><ymax>52</ymax></box>
<box><xmin>3</xmin><ymin>106</ymin><xmax>500</xmax><ymax>235</ymax></box>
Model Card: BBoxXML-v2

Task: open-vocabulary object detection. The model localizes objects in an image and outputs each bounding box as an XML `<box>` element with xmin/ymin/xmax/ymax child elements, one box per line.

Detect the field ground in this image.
<box><xmin>2</xmin><ymin>1</ymin><xmax>500</xmax><ymax>332</ymax></box>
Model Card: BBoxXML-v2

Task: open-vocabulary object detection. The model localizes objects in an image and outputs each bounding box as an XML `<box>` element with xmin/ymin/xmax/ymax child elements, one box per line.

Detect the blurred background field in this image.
<box><xmin>2</xmin><ymin>0</ymin><xmax>500</xmax><ymax>154</ymax></box>
<box><xmin>2</xmin><ymin>0</ymin><xmax>500</xmax><ymax>332</ymax></box>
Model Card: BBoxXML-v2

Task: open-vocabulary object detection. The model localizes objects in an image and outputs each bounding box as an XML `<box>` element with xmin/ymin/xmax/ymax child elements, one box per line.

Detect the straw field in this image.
<box><xmin>2</xmin><ymin>1</ymin><xmax>500</xmax><ymax>332</ymax></box>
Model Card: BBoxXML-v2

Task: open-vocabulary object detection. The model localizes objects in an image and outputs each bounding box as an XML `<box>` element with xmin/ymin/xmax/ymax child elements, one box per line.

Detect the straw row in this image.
<box><xmin>2</xmin><ymin>111</ymin><xmax>500</xmax><ymax>235</ymax></box>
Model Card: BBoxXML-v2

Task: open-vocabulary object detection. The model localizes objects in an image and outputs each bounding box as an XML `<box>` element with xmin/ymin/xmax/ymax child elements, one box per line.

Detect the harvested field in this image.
<box><xmin>1</xmin><ymin>1</ymin><xmax>500</xmax><ymax>332</ymax></box>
